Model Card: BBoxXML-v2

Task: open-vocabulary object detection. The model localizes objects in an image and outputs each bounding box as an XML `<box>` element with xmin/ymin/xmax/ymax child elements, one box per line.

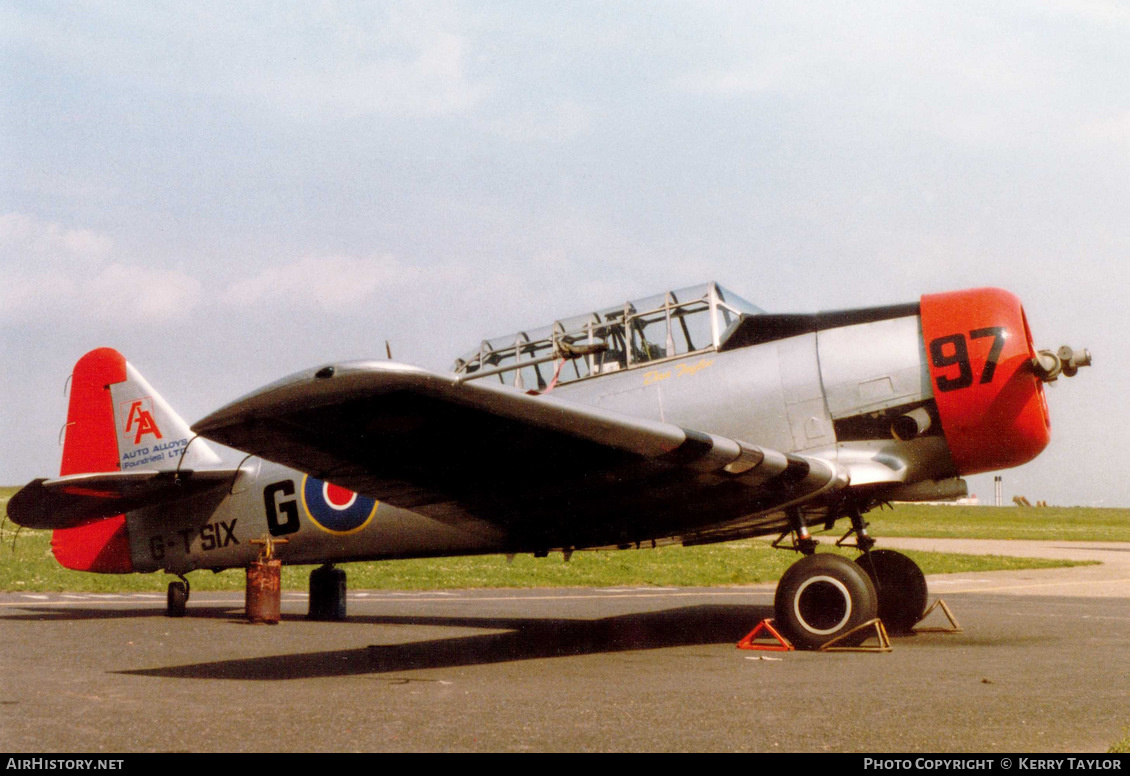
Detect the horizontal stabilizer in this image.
<box><xmin>7</xmin><ymin>469</ymin><xmax>241</xmax><ymax>530</ymax></box>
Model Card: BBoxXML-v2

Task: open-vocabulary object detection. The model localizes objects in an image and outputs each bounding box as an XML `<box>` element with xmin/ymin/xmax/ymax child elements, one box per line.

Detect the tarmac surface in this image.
<box><xmin>2</xmin><ymin>539</ymin><xmax>1129</xmax><ymax>753</ymax></box>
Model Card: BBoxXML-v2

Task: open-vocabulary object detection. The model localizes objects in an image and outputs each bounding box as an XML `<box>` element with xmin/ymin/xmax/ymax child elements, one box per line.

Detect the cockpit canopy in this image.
<box><xmin>452</xmin><ymin>282</ymin><xmax>761</xmax><ymax>390</ymax></box>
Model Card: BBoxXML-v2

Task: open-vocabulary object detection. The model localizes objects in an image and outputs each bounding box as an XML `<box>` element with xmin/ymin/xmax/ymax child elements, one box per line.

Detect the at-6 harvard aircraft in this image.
<box><xmin>8</xmin><ymin>282</ymin><xmax>1090</xmax><ymax>648</ymax></box>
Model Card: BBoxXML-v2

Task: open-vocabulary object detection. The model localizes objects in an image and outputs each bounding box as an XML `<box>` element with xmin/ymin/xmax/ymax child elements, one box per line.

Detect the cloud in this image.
<box><xmin>0</xmin><ymin>212</ymin><xmax>113</xmax><ymax>266</ymax></box>
<box><xmin>1079</xmin><ymin>111</ymin><xmax>1130</xmax><ymax>151</ymax></box>
<box><xmin>83</xmin><ymin>263</ymin><xmax>202</xmax><ymax>321</ymax></box>
<box><xmin>5</xmin><ymin>3</ymin><xmax>491</xmax><ymax>120</ymax></box>
<box><xmin>246</xmin><ymin>27</ymin><xmax>491</xmax><ymax>119</ymax></box>
<box><xmin>222</xmin><ymin>254</ymin><xmax>415</xmax><ymax>309</ymax></box>
<box><xmin>0</xmin><ymin>213</ymin><xmax>201</xmax><ymax>325</ymax></box>
<box><xmin>663</xmin><ymin>4</ymin><xmax>1120</xmax><ymax>152</ymax></box>
<box><xmin>481</xmin><ymin>100</ymin><xmax>593</xmax><ymax>142</ymax></box>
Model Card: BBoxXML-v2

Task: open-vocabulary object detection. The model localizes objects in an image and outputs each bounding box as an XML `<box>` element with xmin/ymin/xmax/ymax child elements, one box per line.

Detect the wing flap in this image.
<box><xmin>7</xmin><ymin>469</ymin><xmax>240</xmax><ymax>530</ymax></box>
<box><xmin>194</xmin><ymin>361</ymin><xmax>846</xmax><ymax>548</ymax></box>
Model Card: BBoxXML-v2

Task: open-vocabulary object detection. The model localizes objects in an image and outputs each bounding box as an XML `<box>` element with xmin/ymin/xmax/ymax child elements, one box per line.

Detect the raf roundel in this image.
<box><xmin>300</xmin><ymin>475</ymin><xmax>378</xmax><ymax>535</ymax></box>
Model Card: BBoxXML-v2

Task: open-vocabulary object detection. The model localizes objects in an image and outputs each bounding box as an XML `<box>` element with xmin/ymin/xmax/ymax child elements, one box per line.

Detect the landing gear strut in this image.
<box><xmin>842</xmin><ymin>504</ymin><xmax>928</xmax><ymax>634</ymax></box>
<box><xmin>770</xmin><ymin>504</ymin><xmax>928</xmax><ymax>648</ymax></box>
<box><xmin>166</xmin><ymin>575</ymin><xmax>190</xmax><ymax>618</ymax></box>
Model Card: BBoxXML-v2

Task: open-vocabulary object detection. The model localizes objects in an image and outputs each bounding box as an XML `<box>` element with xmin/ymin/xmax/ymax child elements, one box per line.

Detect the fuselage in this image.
<box><xmin>50</xmin><ymin>285</ymin><xmax>1057</xmax><ymax>575</ymax></box>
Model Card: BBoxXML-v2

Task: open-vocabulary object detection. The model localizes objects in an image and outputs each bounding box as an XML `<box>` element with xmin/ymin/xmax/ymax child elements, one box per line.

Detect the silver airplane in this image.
<box><xmin>7</xmin><ymin>282</ymin><xmax>1090</xmax><ymax>649</ymax></box>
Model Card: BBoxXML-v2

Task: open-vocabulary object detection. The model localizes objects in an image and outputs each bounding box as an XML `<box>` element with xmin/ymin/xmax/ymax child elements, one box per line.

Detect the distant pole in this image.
<box><xmin>994</xmin><ymin>476</ymin><xmax>1002</xmax><ymax>507</ymax></box>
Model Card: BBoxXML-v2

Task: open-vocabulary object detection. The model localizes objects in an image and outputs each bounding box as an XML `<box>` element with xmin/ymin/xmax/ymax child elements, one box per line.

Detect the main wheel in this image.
<box><xmin>856</xmin><ymin>549</ymin><xmax>927</xmax><ymax>634</ymax></box>
<box><xmin>308</xmin><ymin>564</ymin><xmax>347</xmax><ymax>621</ymax></box>
<box><xmin>166</xmin><ymin>581</ymin><xmax>188</xmax><ymax>618</ymax></box>
<box><xmin>774</xmin><ymin>553</ymin><xmax>878</xmax><ymax>650</ymax></box>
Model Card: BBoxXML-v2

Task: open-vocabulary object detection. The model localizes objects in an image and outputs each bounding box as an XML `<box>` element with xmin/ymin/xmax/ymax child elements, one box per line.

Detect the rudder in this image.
<box><xmin>60</xmin><ymin>347</ymin><xmax>125</xmax><ymax>477</ymax></box>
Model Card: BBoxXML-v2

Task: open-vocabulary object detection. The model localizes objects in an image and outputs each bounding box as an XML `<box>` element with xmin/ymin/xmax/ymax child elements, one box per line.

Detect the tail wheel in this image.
<box><xmin>166</xmin><ymin>581</ymin><xmax>188</xmax><ymax>618</ymax></box>
<box><xmin>774</xmin><ymin>553</ymin><xmax>878</xmax><ymax>650</ymax></box>
<box><xmin>856</xmin><ymin>549</ymin><xmax>928</xmax><ymax>634</ymax></box>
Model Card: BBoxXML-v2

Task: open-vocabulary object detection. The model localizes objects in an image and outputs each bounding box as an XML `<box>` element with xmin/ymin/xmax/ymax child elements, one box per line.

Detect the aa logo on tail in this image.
<box><xmin>122</xmin><ymin>398</ymin><xmax>163</xmax><ymax>444</ymax></box>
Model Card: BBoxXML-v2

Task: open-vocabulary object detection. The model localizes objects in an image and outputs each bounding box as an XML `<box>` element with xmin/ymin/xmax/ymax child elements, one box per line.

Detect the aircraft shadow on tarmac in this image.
<box><xmin>114</xmin><ymin>604</ymin><xmax>774</xmax><ymax>681</ymax></box>
<box><xmin>1</xmin><ymin>605</ymin><xmax>242</xmax><ymax>622</ymax></box>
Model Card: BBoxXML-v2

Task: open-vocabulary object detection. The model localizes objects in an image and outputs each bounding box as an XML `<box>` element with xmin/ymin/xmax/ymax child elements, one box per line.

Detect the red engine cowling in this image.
<box><xmin>920</xmin><ymin>288</ymin><xmax>1050</xmax><ymax>476</ymax></box>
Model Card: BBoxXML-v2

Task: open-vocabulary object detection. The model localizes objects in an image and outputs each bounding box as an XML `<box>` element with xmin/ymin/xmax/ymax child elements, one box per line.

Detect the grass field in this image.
<box><xmin>865</xmin><ymin>503</ymin><xmax>1130</xmax><ymax>542</ymax></box>
<box><xmin>1</xmin><ymin>487</ymin><xmax>1114</xmax><ymax>592</ymax></box>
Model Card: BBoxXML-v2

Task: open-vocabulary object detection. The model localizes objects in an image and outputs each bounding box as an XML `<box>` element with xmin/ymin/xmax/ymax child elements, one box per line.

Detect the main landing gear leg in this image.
<box><xmin>166</xmin><ymin>575</ymin><xmax>190</xmax><ymax>618</ymax></box>
<box><xmin>772</xmin><ymin>507</ymin><xmax>878</xmax><ymax>649</ymax></box>
<box><xmin>784</xmin><ymin>506</ymin><xmax>818</xmax><ymax>556</ymax></box>
<box><xmin>846</xmin><ymin>504</ymin><xmax>928</xmax><ymax>635</ymax></box>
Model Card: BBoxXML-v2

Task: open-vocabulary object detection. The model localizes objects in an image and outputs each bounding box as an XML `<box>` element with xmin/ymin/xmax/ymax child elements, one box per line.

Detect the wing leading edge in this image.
<box><xmin>193</xmin><ymin>361</ymin><xmax>848</xmax><ymax>550</ymax></box>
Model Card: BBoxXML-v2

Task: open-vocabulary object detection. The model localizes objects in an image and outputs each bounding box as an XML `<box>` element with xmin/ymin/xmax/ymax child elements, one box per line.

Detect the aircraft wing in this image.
<box><xmin>7</xmin><ymin>469</ymin><xmax>241</xmax><ymax>530</ymax></box>
<box><xmin>193</xmin><ymin>362</ymin><xmax>847</xmax><ymax>549</ymax></box>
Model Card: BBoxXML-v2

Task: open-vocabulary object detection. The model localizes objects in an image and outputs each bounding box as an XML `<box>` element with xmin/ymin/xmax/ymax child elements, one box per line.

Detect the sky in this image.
<box><xmin>1</xmin><ymin>1</ymin><xmax>1124</xmax><ymax>507</ymax></box>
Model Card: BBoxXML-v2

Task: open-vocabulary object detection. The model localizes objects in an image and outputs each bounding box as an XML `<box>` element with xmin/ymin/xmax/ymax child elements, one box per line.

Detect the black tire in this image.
<box><xmin>166</xmin><ymin>581</ymin><xmax>187</xmax><ymax>618</ymax></box>
<box><xmin>856</xmin><ymin>549</ymin><xmax>928</xmax><ymax>634</ymax></box>
<box><xmin>308</xmin><ymin>564</ymin><xmax>347</xmax><ymax>621</ymax></box>
<box><xmin>774</xmin><ymin>553</ymin><xmax>878</xmax><ymax>650</ymax></box>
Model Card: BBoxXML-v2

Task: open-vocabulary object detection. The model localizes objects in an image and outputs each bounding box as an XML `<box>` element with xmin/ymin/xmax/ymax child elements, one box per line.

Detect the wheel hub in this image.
<box><xmin>793</xmin><ymin>575</ymin><xmax>852</xmax><ymax>634</ymax></box>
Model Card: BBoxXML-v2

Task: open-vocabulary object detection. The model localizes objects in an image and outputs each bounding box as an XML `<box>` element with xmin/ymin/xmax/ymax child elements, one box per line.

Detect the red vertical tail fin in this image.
<box><xmin>52</xmin><ymin>348</ymin><xmax>133</xmax><ymax>572</ymax></box>
<box><xmin>60</xmin><ymin>348</ymin><xmax>127</xmax><ymax>477</ymax></box>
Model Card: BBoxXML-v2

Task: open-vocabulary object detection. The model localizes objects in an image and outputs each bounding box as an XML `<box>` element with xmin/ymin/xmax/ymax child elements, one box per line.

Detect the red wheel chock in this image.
<box><xmin>736</xmin><ymin>619</ymin><xmax>794</xmax><ymax>651</ymax></box>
